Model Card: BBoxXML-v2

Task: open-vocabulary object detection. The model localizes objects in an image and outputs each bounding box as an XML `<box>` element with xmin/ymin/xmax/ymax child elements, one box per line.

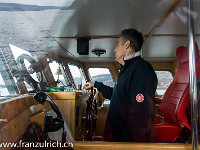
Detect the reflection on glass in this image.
<box><xmin>0</xmin><ymin>74</ymin><xmax>9</xmax><ymax>96</ymax></box>
<box><xmin>24</xmin><ymin>59</ymin><xmax>39</xmax><ymax>82</ymax></box>
<box><xmin>0</xmin><ymin>49</ymin><xmax>18</xmax><ymax>96</ymax></box>
<box><xmin>9</xmin><ymin>44</ymin><xmax>32</xmax><ymax>60</ymax></box>
<box><xmin>9</xmin><ymin>44</ymin><xmax>38</xmax><ymax>91</ymax></box>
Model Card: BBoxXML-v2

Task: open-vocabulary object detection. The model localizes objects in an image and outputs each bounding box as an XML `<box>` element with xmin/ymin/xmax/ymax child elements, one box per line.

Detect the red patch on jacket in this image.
<box><xmin>136</xmin><ymin>94</ymin><xmax>144</xmax><ymax>102</ymax></box>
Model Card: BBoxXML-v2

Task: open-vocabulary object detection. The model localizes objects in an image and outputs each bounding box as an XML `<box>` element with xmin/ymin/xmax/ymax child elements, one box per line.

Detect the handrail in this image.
<box><xmin>187</xmin><ymin>0</ymin><xmax>198</xmax><ymax>150</ymax></box>
<box><xmin>72</xmin><ymin>142</ymin><xmax>196</xmax><ymax>150</ymax></box>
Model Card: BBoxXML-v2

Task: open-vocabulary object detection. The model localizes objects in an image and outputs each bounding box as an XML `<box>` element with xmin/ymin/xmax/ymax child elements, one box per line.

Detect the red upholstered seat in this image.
<box><xmin>155</xmin><ymin>43</ymin><xmax>200</xmax><ymax>142</ymax></box>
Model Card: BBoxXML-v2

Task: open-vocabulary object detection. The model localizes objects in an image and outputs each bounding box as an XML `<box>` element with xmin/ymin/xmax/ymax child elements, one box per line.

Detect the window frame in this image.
<box><xmin>87</xmin><ymin>67</ymin><xmax>115</xmax><ymax>87</ymax></box>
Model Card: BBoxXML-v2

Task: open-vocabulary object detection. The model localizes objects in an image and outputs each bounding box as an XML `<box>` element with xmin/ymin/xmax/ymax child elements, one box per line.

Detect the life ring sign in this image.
<box><xmin>136</xmin><ymin>94</ymin><xmax>144</xmax><ymax>102</ymax></box>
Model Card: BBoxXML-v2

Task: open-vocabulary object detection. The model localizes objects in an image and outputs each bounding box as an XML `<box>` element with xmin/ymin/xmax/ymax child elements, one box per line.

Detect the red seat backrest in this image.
<box><xmin>160</xmin><ymin>43</ymin><xmax>200</xmax><ymax>130</ymax></box>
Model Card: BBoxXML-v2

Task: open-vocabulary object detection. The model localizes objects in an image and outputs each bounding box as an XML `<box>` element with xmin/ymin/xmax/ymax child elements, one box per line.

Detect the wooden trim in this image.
<box><xmin>49</xmin><ymin>92</ymin><xmax>76</xmax><ymax>100</ymax></box>
<box><xmin>50</xmin><ymin>34</ymin><xmax>200</xmax><ymax>39</ymax></box>
<box><xmin>150</xmin><ymin>34</ymin><xmax>200</xmax><ymax>37</ymax></box>
<box><xmin>150</xmin><ymin>62</ymin><xmax>173</xmax><ymax>71</ymax></box>
<box><xmin>30</xmin><ymin>112</ymin><xmax>45</xmax><ymax>132</ymax></box>
<box><xmin>0</xmin><ymin>108</ymin><xmax>31</xmax><ymax>143</ymax></box>
<box><xmin>49</xmin><ymin>35</ymin><xmax>119</xmax><ymax>39</ymax></box>
<box><xmin>82</xmin><ymin>63</ymin><xmax>91</xmax><ymax>82</ymax></box>
<box><xmin>170</xmin><ymin>59</ymin><xmax>179</xmax><ymax>76</ymax></box>
<box><xmin>0</xmin><ymin>95</ymin><xmax>37</xmax><ymax>122</ymax></box>
<box><xmin>144</xmin><ymin>0</ymin><xmax>182</xmax><ymax>42</ymax></box>
<box><xmin>110</xmin><ymin>63</ymin><xmax>118</xmax><ymax>82</ymax></box>
<box><xmin>65</xmin><ymin>64</ymin><xmax>77</xmax><ymax>90</ymax></box>
<box><xmin>71</xmin><ymin>141</ymin><xmax>193</xmax><ymax>150</ymax></box>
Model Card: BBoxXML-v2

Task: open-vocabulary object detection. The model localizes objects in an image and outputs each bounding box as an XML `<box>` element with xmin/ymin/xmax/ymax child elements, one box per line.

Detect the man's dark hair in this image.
<box><xmin>120</xmin><ymin>28</ymin><xmax>143</xmax><ymax>52</ymax></box>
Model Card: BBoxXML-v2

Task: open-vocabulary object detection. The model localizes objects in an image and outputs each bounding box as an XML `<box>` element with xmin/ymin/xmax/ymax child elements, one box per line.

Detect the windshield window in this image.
<box><xmin>68</xmin><ymin>64</ymin><xmax>86</xmax><ymax>90</ymax></box>
<box><xmin>155</xmin><ymin>70</ymin><xmax>173</xmax><ymax>95</ymax></box>
<box><xmin>88</xmin><ymin>68</ymin><xmax>114</xmax><ymax>87</ymax></box>
<box><xmin>49</xmin><ymin>61</ymin><xmax>68</xmax><ymax>87</ymax></box>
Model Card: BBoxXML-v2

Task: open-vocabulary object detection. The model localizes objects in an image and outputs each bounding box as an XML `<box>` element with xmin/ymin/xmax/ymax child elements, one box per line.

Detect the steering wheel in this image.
<box><xmin>83</xmin><ymin>87</ymin><xmax>97</xmax><ymax>141</ymax></box>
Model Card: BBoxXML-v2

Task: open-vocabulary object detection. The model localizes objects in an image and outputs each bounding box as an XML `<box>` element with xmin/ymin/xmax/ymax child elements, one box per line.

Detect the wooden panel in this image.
<box><xmin>0</xmin><ymin>108</ymin><xmax>31</xmax><ymax>143</ymax></box>
<box><xmin>0</xmin><ymin>96</ymin><xmax>37</xmax><ymax>123</ymax></box>
<box><xmin>150</xmin><ymin>61</ymin><xmax>173</xmax><ymax>71</ymax></box>
<box><xmin>95</xmin><ymin>107</ymin><xmax>108</xmax><ymax>137</ymax></box>
<box><xmin>72</xmin><ymin>141</ymin><xmax>193</xmax><ymax>150</ymax></box>
<box><xmin>50</xmin><ymin>91</ymin><xmax>89</xmax><ymax>140</ymax></box>
<box><xmin>54</xmin><ymin>99</ymin><xmax>76</xmax><ymax>137</ymax></box>
<box><xmin>0</xmin><ymin>94</ymin><xmax>51</xmax><ymax>144</ymax></box>
<box><xmin>49</xmin><ymin>91</ymin><xmax>91</xmax><ymax>140</ymax></box>
<box><xmin>75</xmin><ymin>92</ymin><xmax>88</xmax><ymax>140</ymax></box>
<box><xmin>29</xmin><ymin>103</ymin><xmax>51</xmax><ymax>115</ymax></box>
<box><xmin>49</xmin><ymin>92</ymin><xmax>76</xmax><ymax>100</ymax></box>
<box><xmin>170</xmin><ymin>59</ymin><xmax>179</xmax><ymax>76</ymax></box>
<box><xmin>30</xmin><ymin>112</ymin><xmax>45</xmax><ymax>132</ymax></box>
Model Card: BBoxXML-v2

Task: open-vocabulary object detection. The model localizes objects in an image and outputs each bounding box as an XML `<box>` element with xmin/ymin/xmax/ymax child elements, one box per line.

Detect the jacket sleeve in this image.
<box><xmin>94</xmin><ymin>81</ymin><xmax>113</xmax><ymax>99</ymax></box>
<box><xmin>121</xmin><ymin>70</ymin><xmax>157</xmax><ymax>142</ymax></box>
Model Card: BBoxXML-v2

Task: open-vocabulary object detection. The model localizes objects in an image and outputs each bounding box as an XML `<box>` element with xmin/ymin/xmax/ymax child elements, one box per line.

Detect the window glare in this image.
<box><xmin>68</xmin><ymin>65</ymin><xmax>81</xmax><ymax>77</ymax></box>
<box><xmin>68</xmin><ymin>64</ymin><xmax>86</xmax><ymax>89</ymax></box>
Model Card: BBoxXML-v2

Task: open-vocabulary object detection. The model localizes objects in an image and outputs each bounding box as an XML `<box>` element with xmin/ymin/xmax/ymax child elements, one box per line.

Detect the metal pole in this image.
<box><xmin>187</xmin><ymin>0</ymin><xmax>198</xmax><ymax>149</ymax></box>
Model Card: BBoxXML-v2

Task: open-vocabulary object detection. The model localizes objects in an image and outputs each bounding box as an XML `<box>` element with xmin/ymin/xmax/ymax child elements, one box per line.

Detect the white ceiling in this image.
<box><xmin>0</xmin><ymin>0</ymin><xmax>199</xmax><ymax>62</ymax></box>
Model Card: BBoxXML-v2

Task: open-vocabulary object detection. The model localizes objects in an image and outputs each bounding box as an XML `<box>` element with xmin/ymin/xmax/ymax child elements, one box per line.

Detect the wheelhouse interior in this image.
<box><xmin>0</xmin><ymin>0</ymin><xmax>200</xmax><ymax>149</ymax></box>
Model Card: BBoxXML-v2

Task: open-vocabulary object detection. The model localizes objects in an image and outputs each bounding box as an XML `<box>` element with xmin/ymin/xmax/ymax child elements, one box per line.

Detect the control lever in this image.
<box><xmin>34</xmin><ymin>92</ymin><xmax>64</xmax><ymax>132</ymax></box>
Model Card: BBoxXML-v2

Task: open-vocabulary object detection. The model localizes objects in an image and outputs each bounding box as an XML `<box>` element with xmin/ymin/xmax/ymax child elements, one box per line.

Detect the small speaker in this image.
<box><xmin>77</xmin><ymin>37</ymin><xmax>89</xmax><ymax>55</ymax></box>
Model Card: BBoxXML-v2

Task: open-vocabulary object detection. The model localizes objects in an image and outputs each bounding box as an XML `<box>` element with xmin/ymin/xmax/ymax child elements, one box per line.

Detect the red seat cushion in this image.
<box><xmin>155</xmin><ymin>43</ymin><xmax>200</xmax><ymax>142</ymax></box>
<box><xmin>155</xmin><ymin>115</ymin><xmax>182</xmax><ymax>142</ymax></box>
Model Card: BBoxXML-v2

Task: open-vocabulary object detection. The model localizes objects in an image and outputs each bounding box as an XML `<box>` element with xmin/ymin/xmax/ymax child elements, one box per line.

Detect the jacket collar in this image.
<box><xmin>123</xmin><ymin>51</ymin><xmax>141</xmax><ymax>61</ymax></box>
<box><xmin>119</xmin><ymin>52</ymin><xmax>142</xmax><ymax>72</ymax></box>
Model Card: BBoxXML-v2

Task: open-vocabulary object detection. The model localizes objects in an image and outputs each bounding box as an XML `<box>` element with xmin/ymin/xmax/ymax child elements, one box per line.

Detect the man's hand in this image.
<box><xmin>83</xmin><ymin>82</ymin><xmax>95</xmax><ymax>90</ymax></box>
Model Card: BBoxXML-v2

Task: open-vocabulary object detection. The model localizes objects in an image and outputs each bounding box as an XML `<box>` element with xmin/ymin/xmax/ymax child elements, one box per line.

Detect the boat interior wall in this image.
<box><xmin>0</xmin><ymin>95</ymin><xmax>51</xmax><ymax>143</ymax></box>
<box><xmin>151</xmin><ymin>60</ymin><xmax>179</xmax><ymax>76</ymax></box>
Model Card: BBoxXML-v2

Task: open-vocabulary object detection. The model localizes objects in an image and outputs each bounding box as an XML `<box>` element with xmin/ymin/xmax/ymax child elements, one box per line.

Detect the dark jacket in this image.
<box><xmin>94</xmin><ymin>56</ymin><xmax>157</xmax><ymax>142</ymax></box>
